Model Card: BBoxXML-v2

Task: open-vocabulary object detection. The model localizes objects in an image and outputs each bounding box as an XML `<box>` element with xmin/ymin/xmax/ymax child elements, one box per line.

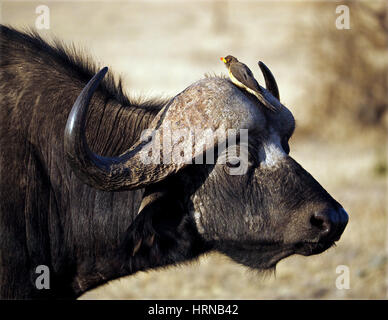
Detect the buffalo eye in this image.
<box><xmin>226</xmin><ymin>159</ymin><xmax>241</xmax><ymax>168</ymax></box>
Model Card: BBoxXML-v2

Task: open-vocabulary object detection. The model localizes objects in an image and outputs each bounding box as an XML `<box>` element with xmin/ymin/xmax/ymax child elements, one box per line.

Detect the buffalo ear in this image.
<box><xmin>121</xmin><ymin>184</ymin><xmax>183</xmax><ymax>257</ymax></box>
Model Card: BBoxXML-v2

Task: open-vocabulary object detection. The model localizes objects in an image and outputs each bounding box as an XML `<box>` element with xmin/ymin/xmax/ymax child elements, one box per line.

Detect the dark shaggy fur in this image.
<box><xmin>1</xmin><ymin>24</ymin><xmax>154</xmax><ymax>108</ymax></box>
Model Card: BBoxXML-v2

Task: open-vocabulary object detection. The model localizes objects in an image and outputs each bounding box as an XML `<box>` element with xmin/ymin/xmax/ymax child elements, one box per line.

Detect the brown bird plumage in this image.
<box><xmin>221</xmin><ymin>55</ymin><xmax>276</xmax><ymax>111</ymax></box>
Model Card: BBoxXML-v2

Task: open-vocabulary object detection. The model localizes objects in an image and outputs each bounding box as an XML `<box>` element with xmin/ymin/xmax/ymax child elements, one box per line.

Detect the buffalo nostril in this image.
<box><xmin>310</xmin><ymin>211</ymin><xmax>331</xmax><ymax>235</ymax></box>
<box><xmin>310</xmin><ymin>208</ymin><xmax>348</xmax><ymax>241</ymax></box>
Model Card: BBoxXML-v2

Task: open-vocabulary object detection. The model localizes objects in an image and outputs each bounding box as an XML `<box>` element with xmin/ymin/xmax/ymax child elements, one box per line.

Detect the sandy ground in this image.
<box><xmin>1</xmin><ymin>0</ymin><xmax>386</xmax><ymax>299</ymax></box>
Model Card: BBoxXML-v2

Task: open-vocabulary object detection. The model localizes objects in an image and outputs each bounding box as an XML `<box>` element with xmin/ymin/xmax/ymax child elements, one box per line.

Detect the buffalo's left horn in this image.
<box><xmin>258</xmin><ymin>61</ymin><xmax>280</xmax><ymax>101</ymax></box>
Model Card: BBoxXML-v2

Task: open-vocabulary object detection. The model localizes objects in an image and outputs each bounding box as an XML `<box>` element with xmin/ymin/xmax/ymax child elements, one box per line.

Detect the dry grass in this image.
<box><xmin>295</xmin><ymin>1</ymin><xmax>388</xmax><ymax>140</ymax></box>
<box><xmin>1</xmin><ymin>0</ymin><xmax>386</xmax><ymax>300</ymax></box>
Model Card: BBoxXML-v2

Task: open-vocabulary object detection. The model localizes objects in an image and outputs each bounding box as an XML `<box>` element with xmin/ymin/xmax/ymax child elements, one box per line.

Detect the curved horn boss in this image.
<box><xmin>64</xmin><ymin>68</ymin><xmax>261</xmax><ymax>191</ymax></box>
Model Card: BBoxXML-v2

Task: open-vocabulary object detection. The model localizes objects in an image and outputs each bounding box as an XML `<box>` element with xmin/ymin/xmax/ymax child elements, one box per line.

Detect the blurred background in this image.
<box><xmin>1</xmin><ymin>0</ymin><xmax>387</xmax><ymax>299</ymax></box>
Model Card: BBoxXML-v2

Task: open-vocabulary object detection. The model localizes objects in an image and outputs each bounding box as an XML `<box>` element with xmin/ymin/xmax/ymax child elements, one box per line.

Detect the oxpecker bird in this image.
<box><xmin>221</xmin><ymin>55</ymin><xmax>276</xmax><ymax>111</ymax></box>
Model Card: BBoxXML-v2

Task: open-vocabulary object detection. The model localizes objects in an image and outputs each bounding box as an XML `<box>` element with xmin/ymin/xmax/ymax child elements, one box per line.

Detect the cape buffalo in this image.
<box><xmin>0</xmin><ymin>25</ymin><xmax>348</xmax><ymax>299</ymax></box>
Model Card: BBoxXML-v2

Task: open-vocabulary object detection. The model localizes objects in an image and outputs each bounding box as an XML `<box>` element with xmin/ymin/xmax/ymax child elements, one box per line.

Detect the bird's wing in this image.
<box><xmin>230</xmin><ymin>62</ymin><xmax>277</xmax><ymax>112</ymax></box>
<box><xmin>229</xmin><ymin>63</ymin><xmax>261</xmax><ymax>93</ymax></box>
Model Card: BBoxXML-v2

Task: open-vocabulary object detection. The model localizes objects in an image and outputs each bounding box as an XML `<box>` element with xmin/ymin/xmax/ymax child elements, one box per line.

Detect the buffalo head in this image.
<box><xmin>64</xmin><ymin>63</ymin><xmax>348</xmax><ymax>271</ymax></box>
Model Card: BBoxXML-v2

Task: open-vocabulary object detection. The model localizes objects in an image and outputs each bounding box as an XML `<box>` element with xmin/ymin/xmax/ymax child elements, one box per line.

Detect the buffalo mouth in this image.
<box><xmin>294</xmin><ymin>240</ymin><xmax>336</xmax><ymax>256</ymax></box>
<box><xmin>217</xmin><ymin>239</ymin><xmax>337</xmax><ymax>271</ymax></box>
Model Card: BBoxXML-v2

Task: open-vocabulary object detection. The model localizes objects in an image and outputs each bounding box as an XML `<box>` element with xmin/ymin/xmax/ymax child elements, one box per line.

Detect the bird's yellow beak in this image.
<box><xmin>220</xmin><ymin>57</ymin><xmax>226</xmax><ymax>63</ymax></box>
